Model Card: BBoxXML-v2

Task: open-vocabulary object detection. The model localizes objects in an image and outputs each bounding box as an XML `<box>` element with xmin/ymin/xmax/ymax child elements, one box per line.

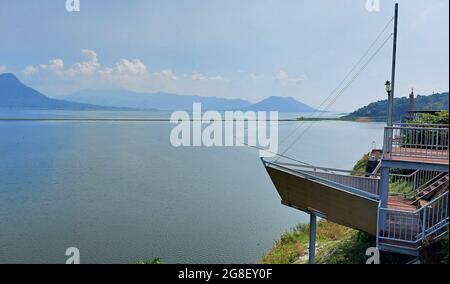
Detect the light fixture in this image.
<box><xmin>385</xmin><ymin>80</ymin><xmax>392</xmax><ymax>93</ymax></box>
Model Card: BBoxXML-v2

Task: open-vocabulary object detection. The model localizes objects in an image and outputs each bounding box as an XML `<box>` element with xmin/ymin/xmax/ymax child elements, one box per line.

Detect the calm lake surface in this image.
<box><xmin>0</xmin><ymin>110</ymin><xmax>385</xmax><ymax>264</ymax></box>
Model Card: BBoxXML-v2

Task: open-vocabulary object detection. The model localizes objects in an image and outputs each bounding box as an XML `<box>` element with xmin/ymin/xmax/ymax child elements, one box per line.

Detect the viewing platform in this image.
<box><xmin>262</xmin><ymin>122</ymin><xmax>449</xmax><ymax>258</ymax></box>
<box><xmin>382</xmin><ymin>123</ymin><xmax>449</xmax><ymax>171</ymax></box>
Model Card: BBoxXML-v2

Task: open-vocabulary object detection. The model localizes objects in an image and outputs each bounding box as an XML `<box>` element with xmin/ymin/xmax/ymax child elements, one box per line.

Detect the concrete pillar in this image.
<box><xmin>379</xmin><ymin>167</ymin><xmax>390</xmax><ymax>208</ymax></box>
<box><xmin>309</xmin><ymin>214</ymin><xmax>317</xmax><ymax>264</ymax></box>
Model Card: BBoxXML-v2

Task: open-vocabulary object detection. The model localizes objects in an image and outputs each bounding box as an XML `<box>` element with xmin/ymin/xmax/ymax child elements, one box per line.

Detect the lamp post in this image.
<box><xmin>385</xmin><ymin>80</ymin><xmax>393</xmax><ymax>126</ymax></box>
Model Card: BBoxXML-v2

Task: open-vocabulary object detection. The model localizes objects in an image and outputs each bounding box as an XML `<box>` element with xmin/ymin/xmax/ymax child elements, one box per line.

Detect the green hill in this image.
<box><xmin>342</xmin><ymin>92</ymin><xmax>449</xmax><ymax>121</ymax></box>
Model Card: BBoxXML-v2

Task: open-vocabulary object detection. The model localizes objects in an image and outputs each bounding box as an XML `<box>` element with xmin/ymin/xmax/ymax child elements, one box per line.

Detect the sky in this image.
<box><xmin>0</xmin><ymin>0</ymin><xmax>448</xmax><ymax>111</ymax></box>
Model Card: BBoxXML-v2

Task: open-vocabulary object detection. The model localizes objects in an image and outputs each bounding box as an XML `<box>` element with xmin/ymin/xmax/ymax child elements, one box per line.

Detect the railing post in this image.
<box><xmin>422</xmin><ymin>207</ymin><xmax>428</xmax><ymax>240</ymax></box>
<box><xmin>376</xmin><ymin>202</ymin><xmax>381</xmax><ymax>248</ymax></box>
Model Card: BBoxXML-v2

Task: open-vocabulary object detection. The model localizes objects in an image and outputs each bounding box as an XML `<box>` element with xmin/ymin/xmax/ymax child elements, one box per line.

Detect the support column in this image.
<box><xmin>379</xmin><ymin>167</ymin><xmax>390</xmax><ymax>208</ymax></box>
<box><xmin>309</xmin><ymin>214</ymin><xmax>317</xmax><ymax>264</ymax></box>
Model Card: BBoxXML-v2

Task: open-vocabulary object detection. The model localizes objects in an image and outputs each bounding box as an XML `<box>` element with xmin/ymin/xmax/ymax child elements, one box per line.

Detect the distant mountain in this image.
<box><xmin>0</xmin><ymin>73</ymin><xmax>125</xmax><ymax>110</ymax></box>
<box><xmin>342</xmin><ymin>92</ymin><xmax>449</xmax><ymax>121</ymax></box>
<box><xmin>1</xmin><ymin>73</ymin><xmax>317</xmax><ymax>112</ymax></box>
<box><xmin>65</xmin><ymin>89</ymin><xmax>252</xmax><ymax>111</ymax></box>
<box><xmin>244</xmin><ymin>96</ymin><xmax>317</xmax><ymax>112</ymax></box>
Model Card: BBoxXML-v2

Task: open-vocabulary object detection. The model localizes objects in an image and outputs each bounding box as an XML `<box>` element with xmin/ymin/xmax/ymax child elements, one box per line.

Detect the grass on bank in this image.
<box><xmin>260</xmin><ymin>220</ymin><xmax>424</xmax><ymax>264</ymax></box>
<box><xmin>260</xmin><ymin>220</ymin><xmax>375</xmax><ymax>264</ymax></box>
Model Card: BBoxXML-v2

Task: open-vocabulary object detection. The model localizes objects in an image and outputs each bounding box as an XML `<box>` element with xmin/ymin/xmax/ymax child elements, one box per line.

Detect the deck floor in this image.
<box><xmin>388</xmin><ymin>196</ymin><xmax>416</xmax><ymax>211</ymax></box>
<box><xmin>388</xmin><ymin>147</ymin><xmax>449</xmax><ymax>165</ymax></box>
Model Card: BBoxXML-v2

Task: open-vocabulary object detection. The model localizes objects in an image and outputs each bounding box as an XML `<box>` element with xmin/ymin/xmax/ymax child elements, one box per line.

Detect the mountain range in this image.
<box><xmin>64</xmin><ymin>89</ymin><xmax>252</xmax><ymax>111</ymax></box>
<box><xmin>0</xmin><ymin>73</ymin><xmax>318</xmax><ymax>112</ymax></box>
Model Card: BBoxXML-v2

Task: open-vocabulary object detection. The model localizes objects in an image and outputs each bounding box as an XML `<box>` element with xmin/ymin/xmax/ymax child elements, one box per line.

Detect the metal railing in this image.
<box><xmin>389</xmin><ymin>170</ymin><xmax>444</xmax><ymax>198</ymax></box>
<box><xmin>378</xmin><ymin>191</ymin><xmax>449</xmax><ymax>245</ymax></box>
<box><xmin>383</xmin><ymin>123</ymin><xmax>449</xmax><ymax>160</ymax></box>
<box><xmin>266</xmin><ymin>160</ymin><xmax>380</xmax><ymax>199</ymax></box>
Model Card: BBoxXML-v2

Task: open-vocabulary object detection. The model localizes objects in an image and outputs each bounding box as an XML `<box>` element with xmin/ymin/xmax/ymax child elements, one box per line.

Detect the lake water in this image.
<box><xmin>0</xmin><ymin>110</ymin><xmax>385</xmax><ymax>264</ymax></box>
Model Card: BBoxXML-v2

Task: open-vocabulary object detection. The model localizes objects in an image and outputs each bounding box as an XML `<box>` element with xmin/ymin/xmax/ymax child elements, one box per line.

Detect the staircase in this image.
<box><xmin>411</xmin><ymin>174</ymin><xmax>449</xmax><ymax>205</ymax></box>
<box><xmin>377</xmin><ymin>191</ymin><xmax>449</xmax><ymax>256</ymax></box>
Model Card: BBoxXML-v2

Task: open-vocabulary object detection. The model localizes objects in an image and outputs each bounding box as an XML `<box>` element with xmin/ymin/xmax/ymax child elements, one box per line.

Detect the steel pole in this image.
<box><xmin>389</xmin><ymin>3</ymin><xmax>399</xmax><ymax>126</ymax></box>
<box><xmin>309</xmin><ymin>214</ymin><xmax>317</xmax><ymax>264</ymax></box>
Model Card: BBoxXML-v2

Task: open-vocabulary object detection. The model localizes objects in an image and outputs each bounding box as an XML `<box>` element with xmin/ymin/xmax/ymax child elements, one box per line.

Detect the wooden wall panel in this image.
<box><xmin>266</xmin><ymin>167</ymin><xmax>378</xmax><ymax>235</ymax></box>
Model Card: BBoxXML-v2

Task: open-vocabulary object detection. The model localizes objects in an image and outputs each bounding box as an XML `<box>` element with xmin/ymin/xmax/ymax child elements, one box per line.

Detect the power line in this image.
<box><xmin>279</xmin><ymin>33</ymin><xmax>394</xmax><ymax>157</ymax></box>
<box><xmin>277</xmin><ymin>17</ymin><xmax>394</xmax><ymax>150</ymax></box>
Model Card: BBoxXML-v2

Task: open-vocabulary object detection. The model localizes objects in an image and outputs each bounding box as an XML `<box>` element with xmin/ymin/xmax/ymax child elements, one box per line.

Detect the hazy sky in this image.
<box><xmin>0</xmin><ymin>0</ymin><xmax>448</xmax><ymax>111</ymax></box>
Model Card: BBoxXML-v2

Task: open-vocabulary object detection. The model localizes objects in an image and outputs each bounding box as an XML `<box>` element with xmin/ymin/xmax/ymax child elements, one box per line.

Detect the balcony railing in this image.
<box><xmin>383</xmin><ymin>123</ymin><xmax>449</xmax><ymax>161</ymax></box>
<box><xmin>377</xmin><ymin>191</ymin><xmax>449</xmax><ymax>245</ymax></box>
<box><xmin>271</xmin><ymin>161</ymin><xmax>380</xmax><ymax>199</ymax></box>
<box><xmin>389</xmin><ymin>169</ymin><xmax>444</xmax><ymax>199</ymax></box>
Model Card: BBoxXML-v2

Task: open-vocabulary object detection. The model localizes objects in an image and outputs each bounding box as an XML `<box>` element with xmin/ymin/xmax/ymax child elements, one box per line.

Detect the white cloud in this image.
<box><xmin>192</xmin><ymin>71</ymin><xmax>225</xmax><ymax>81</ymax></box>
<box><xmin>23</xmin><ymin>65</ymin><xmax>38</xmax><ymax>75</ymax></box>
<box><xmin>66</xmin><ymin>49</ymin><xmax>100</xmax><ymax>76</ymax></box>
<box><xmin>115</xmin><ymin>59</ymin><xmax>147</xmax><ymax>75</ymax></box>
<box><xmin>18</xmin><ymin>49</ymin><xmax>230</xmax><ymax>95</ymax></box>
<box><xmin>0</xmin><ymin>65</ymin><xmax>6</xmax><ymax>73</ymax></box>
<box><xmin>40</xmin><ymin>59</ymin><xmax>64</xmax><ymax>71</ymax></box>
<box><xmin>275</xmin><ymin>70</ymin><xmax>305</xmax><ymax>85</ymax></box>
<box><xmin>23</xmin><ymin>59</ymin><xmax>64</xmax><ymax>76</ymax></box>
<box><xmin>152</xmin><ymin>69</ymin><xmax>178</xmax><ymax>80</ymax></box>
<box><xmin>99</xmin><ymin>59</ymin><xmax>148</xmax><ymax>81</ymax></box>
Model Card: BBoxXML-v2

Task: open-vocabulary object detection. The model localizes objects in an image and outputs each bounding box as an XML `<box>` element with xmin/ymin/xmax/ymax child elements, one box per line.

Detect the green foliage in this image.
<box><xmin>389</xmin><ymin>181</ymin><xmax>414</xmax><ymax>197</ymax></box>
<box><xmin>261</xmin><ymin>220</ymin><xmax>419</xmax><ymax>264</ymax></box>
<box><xmin>316</xmin><ymin>231</ymin><xmax>375</xmax><ymax>264</ymax></box>
<box><xmin>342</xmin><ymin>92</ymin><xmax>449</xmax><ymax>121</ymax></box>
<box><xmin>410</xmin><ymin>110</ymin><xmax>449</xmax><ymax>124</ymax></box>
<box><xmin>352</xmin><ymin>153</ymin><xmax>369</xmax><ymax>173</ymax></box>
<box><xmin>261</xmin><ymin>220</ymin><xmax>358</xmax><ymax>264</ymax></box>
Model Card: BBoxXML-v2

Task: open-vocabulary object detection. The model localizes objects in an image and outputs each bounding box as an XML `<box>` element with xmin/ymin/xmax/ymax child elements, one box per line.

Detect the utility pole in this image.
<box><xmin>387</xmin><ymin>3</ymin><xmax>399</xmax><ymax>126</ymax></box>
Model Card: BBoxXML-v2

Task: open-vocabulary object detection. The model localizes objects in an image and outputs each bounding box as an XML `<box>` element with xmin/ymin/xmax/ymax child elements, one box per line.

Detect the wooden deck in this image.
<box><xmin>388</xmin><ymin>147</ymin><xmax>449</xmax><ymax>165</ymax></box>
<box><xmin>388</xmin><ymin>196</ymin><xmax>416</xmax><ymax>211</ymax></box>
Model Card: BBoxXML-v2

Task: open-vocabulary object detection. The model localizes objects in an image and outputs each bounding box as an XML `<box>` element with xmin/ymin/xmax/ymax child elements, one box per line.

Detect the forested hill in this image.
<box><xmin>342</xmin><ymin>92</ymin><xmax>449</xmax><ymax>121</ymax></box>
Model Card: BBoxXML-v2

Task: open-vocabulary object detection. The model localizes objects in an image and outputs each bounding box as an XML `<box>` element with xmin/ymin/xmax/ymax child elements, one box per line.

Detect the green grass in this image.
<box><xmin>389</xmin><ymin>181</ymin><xmax>414</xmax><ymax>198</ymax></box>
<box><xmin>260</xmin><ymin>220</ymin><xmax>375</xmax><ymax>264</ymax></box>
<box><xmin>260</xmin><ymin>220</ymin><xmax>419</xmax><ymax>264</ymax></box>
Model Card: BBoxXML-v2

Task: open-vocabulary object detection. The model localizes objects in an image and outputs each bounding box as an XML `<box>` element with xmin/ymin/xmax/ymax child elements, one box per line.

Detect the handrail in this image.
<box><xmin>378</xmin><ymin>191</ymin><xmax>449</xmax><ymax>244</ymax></box>
<box><xmin>389</xmin><ymin>170</ymin><xmax>445</xmax><ymax>198</ymax></box>
<box><xmin>275</xmin><ymin>161</ymin><xmax>379</xmax><ymax>177</ymax></box>
<box><xmin>416</xmin><ymin>190</ymin><xmax>449</xmax><ymax>214</ymax></box>
<box><xmin>376</xmin><ymin>201</ymin><xmax>382</xmax><ymax>248</ymax></box>
<box><xmin>385</xmin><ymin>126</ymin><xmax>449</xmax><ymax>131</ymax></box>
<box><xmin>393</xmin><ymin>123</ymin><xmax>449</xmax><ymax>128</ymax></box>
<box><xmin>383</xmin><ymin>124</ymin><xmax>449</xmax><ymax>160</ymax></box>
<box><xmin>263</xmin><ymin>160</ymin><xmax>380</xmax><ymax>201</ymax></box>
